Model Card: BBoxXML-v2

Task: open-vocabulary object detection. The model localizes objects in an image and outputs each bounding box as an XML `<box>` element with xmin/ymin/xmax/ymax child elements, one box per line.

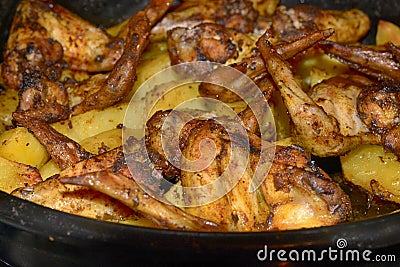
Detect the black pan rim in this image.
<box><xmin>1</xmin><ymin>1</ymin><xmax>400</xmax><ymax>265</ymax></box>
<box><xmin>1</xmin><ymin>190</ymin><xmax>399</xmax><ymax>250</ymax></box>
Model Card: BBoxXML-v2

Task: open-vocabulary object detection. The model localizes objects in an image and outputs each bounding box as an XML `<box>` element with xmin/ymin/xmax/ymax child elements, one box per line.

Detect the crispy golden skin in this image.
<box><xmin>271</xmin><ymin>5</ymin><xmax>370</xmax><ymax>43</ymax></box>
<box><xmin>179</xmin><ymin>119</ymin><xmax>351</xmax><ymax>231</ymax></box>
<box><xmin>257</xmin><ymin>31</ymin><xmax>400</xmax><ymax>157</ymax></box>
<box><xmin>262</xmin><ymin>145</ymin><xmax>351</xmax><ymax>230</ymax></box>
<box><xmin>257</xmin><ymin>33</ymin><xmax>369</xmax><ymax>157</ymax></box>
<box><xmin>198</xmin><ymin>28</ymin><xmax>335</xmax><ymax>103</ymax></box>
<box><xmin>151</xmin><ymin>0</ymin><xmax>258</xmax><ymax>41</ymax></box>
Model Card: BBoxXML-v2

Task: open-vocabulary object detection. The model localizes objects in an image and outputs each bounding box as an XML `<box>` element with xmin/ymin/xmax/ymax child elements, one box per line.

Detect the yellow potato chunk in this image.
<box><xmin>0</xmin><ymin>127</ymin><xmax>50</xmax><ymax>168</ymax></box>
<box><xmin>341</xmin><ymin>144</ymin><xmax>400</xmax><ymax>203</ymax></box>
<box><xmin>0</xmin><ymin>156</ymin><xmax>42</xmax><ymax>193</ymax></box>
<box><xmin>376</xmin><ymin>20</ymin><xmax>400</xmax><ymax>46</ymax></box>
<box><xmin>51</xmin><ymin>102</ymin><xmax>127</xmax><ymax>142</ymax></box>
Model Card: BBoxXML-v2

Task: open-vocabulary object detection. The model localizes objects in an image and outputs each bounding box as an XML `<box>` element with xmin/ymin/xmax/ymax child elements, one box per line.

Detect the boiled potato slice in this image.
<box><xmin>0</xmin><ymin>156</ymin><xmax>42</xmax><ymax>193</ymax></box>
<box><xmin>0</xmin><ymin>127</ymin><xmax>50</xmax><ymax>168</ymax></box>
<box><xmin>376</xmin><ymin>20</ymin><xmax>400</xmax><ymax>46</ymax></box>
<box><xmin>341</xmin><ymin>144</ymin><xmax>400</xmax><ymax>203</ymax></box>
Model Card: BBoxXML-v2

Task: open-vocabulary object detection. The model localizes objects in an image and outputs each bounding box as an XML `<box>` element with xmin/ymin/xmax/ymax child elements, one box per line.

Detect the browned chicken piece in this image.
<box><xmin>58</xmin><ymin>135</ymin><xmax>224</xmax><ymax>232</ymax></box>
<box><xmin>69</xmin><ymin>10</ymin><xmax>151</xmax><ymax>115</ymax></box>
<box><xmin>60</xmin><ymin>168</ymin><xmax>223</xmax><ymax>231</ymax></box>
<box><xmin>167</xmin><ymin>23</ymin><xmax>238</xmax><ymax>65</ymax></box>
<box><xmin>58</xmin><ymin>109</ymin><xmax>350</xmax><ymax>231</ymax></box>
<box><xmin>271</xmin><ymin>5</ymin><xmax>370</xmax><ymax>43</ymax></box>
<box><xmin>256</xmin><ymin>33</ymin><xmax>379</xmax><ymax>157</ymax></box>
<box><xmin>260</xmin><ymin>33</ymin><xmax>400</xmax><ymax>159</ymax></box>
<box><xmin>319</xmin><ymin>41</ymin><xmax>400</xmax><ymax>82</ymax></box>
<box><xmin>357</xmin><ymin>82</ymin><xmax>400</xmax><ymax>134</ymax></box>
<box><xmin>151</xmin><ymin>0</ymin><xmax>258</xmax><ymax>41</ymax></box>
<box><xmin>198</xmin><ymin>28</ymin><xmax>335</xmax><ymax>103</ymax></box>
<box><xmin>145</xmin><ymin>110</ymin><xmax>186</xmax><ymax>183</ymax></box>
<box><xmin>12</xmin><ymin>107</ymin><xmax>221</xmax><ymax>231</ymax></box>
<box><xmin>357</xmin><ymin>82</ymin><xmax>400</xmax><ymax>156</ymax></box>
<box><xmin>180</xmin><ymin>120</ymin><xmax>270</xmax><ymax>231</ymax></box>
<box><xmin>12</xmin><ymin>177</ymin><xmax>142</xmax><ymax>224</ymax></box>
<box><xmin>8</xmin><ymin>0</ymin><xmax>173</xmax><ymax>120</ymax></box>
<box><xmin>2</xmin><ymin>0</ymin><xmax>175</xmax><ymax>92</ymax></box>
<box><xmin>2</xmin><ymin>0</ymin><xmax>119</xmax><ymax>90</ymax></box>
<box><xmin>309</xmin><ymin>74</ymin><xmax>374</xmax><ymax>137</ymax></box>
<box><xmin>260</xmin><ymin>145</ymin><xmax>351</xmax><ymax>230</ymax></box>
<box><xmin>384</xmin><ymin>127</ymin><xmax>400</xmax><ymax>157</ymax></box>
<box><xmin>15</xmin><ymin>74</ymin><xmax>70</xmax><ymax>123</ymax></box>
<box><xmin>178</xmin><ymin>118</ymin><xmax>350</xmax><ymax>231</ymax></box>
<box><xmin>71</xmin><ymin>0</ymin><xmax>174</xmax><ymax>115</ymax></box>
<box><xmin>144</xmin><ymin>108</ymin><xmax>267</xmax><ymax>183</ymax></box>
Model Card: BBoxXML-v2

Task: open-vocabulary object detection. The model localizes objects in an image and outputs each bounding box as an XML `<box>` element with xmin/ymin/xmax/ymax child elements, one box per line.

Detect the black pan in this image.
<box><xmin>0</xmin><ymin>1</ymin><xmax>400</xmax><ymax>266</ymax></box>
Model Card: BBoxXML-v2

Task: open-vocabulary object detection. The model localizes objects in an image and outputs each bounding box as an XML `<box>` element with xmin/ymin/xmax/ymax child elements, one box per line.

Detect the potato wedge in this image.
<box><xmin>0</xmin><ymin>156</ymin><xmax>42</xmax><ymax>193</ymax></box>
<box><xmin>341</xmin><ymin>144</ymin><xmax>400</xmax><ymax>203</ymax></box>
<box><xmin>376</xmin><ymin>20</ymin><xmax>400</xmax><ymax>46</ymax></box>
<box><xmin>51</xmin><ymin>102</ymin><xmax>127</xmax><ymax>142</ymax></box>
<box><xmin>0</xmin><ymin>127</ymin><xmax>50</xmax><ymax>168</ymax></box>
<box><xmin>39</xmin><ymin>160</ymin><xmax>60</xmax><ymax>180</ymax></box>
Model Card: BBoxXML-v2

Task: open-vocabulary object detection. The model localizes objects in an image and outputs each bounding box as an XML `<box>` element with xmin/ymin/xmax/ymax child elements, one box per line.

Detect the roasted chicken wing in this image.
<box><xmin>271</xmin><ymin>5</ymin><xmax>370</xmax><ymax>43</ymax></box>
<box><xmin>257</xmin><ymin>32</ymin><xmax>400</xmax><ymax>157</ymax></box>
<box><xmin>151</xmin><ymin>0</ymin><xmax>258</xmax><ymax>41</ymax></box>
<box><xmin>8</xmin><ymin>0</ymin><xmax>173</xmax><ymax>122</ymax></box>
<box><xmin>257</xmin><ymin>33</ymin><xmax>369</xmax><ymax>156</ymax></box>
